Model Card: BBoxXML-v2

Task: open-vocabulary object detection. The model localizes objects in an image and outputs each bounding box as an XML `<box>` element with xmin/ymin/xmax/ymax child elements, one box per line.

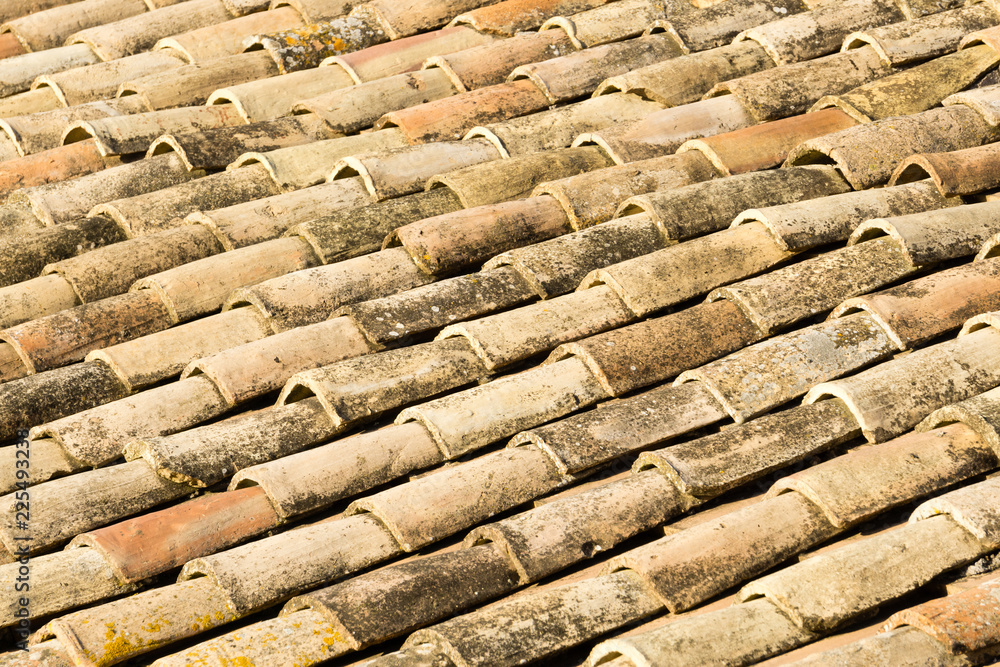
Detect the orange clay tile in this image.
<box><xmin>681</xmin><ymin>108</ymin><xmax>858</xmax><ymax>175</ymax></box>
<box><xmin>0</xmin><ymin>140</ymin><xmax>117</xmax><ymax>199</ymax></box>
<box><xmin>0</xmin><ymin>32</ymin><xmax>26</xmax><ymax>59</ymax></box>
<box><xmin>378</xmin><ymin>79</ymin><xmax>551</xmax><ymax>143</ymax></box>
<box><xmin>394</xmin><ymin>196</ymin><xmax>570</xmax><ymax>274</ymax></box>
<box><xmin>77</xmin><ymin>486</ymin><xmax>280</xmax><ymax>583</ymax></box>
<box><xmin>884</xmin><ymin>584</ymin><xmax>1000</xmax><ymax>653</ymax></box>
<box><xmin>891</xmin><ymin>142</ymin><xmax>1000</xmax><ymax>196</ymax></box>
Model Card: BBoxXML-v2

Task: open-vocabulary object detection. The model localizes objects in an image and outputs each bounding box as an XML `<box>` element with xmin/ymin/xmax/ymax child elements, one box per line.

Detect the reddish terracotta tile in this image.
<box><xmin>891</xmin><ymin>142</ymin><xmax>1000</xmax><ymax>196</ymax></box>
<box><xmin>557</xmin><ymin>299</ymin><xmax>760</xmax><ymax>397</ymax></box>
<box><xmin>77</xmin><ymin>486</ymin><xmax>280</xmax><ymax>583</ymax></box>
<box><xmin>681</xmin><ymin>108</ymin><xmax>858</xmax><ymax>175</ymax></box>
<box><xmin>377</xmin><ymin>80</ymin><xmax>551</xmax><ymax>143</ymax></box>
<box><xmin>393</xmin><ymin>196</ymin><xmax>570</xmax><ymax>274</ymax></box>
<box><xmin>0</xmin><ymin>140</ymin><xmax>116</xmax><ymax>199</ymax></box>
<box><xmin>885</xmin><ymin>585</ymin><xmax>1000</xmax><ymax>653</ymax></box>
<box><xmin>429</xmin><ymin>29</ymin><xmax>575</xmax><ymax>91</ymax></box>
<box><xmin>835</xmin><ymin>259</ymin><xmax>1000</xmax><ymax>349</ymax></box>
<box><xmin>0</xmin><ymin>32</ymin><xmax>26</xmax><ymax>59</ymax></box>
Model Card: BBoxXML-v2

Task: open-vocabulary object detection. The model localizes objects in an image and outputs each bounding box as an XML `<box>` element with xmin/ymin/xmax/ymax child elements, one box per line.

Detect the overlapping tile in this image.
<box><xmin>1</xmin><ymin>0</ymin><xmax>1000</xmax><ymax>664</ymax></box>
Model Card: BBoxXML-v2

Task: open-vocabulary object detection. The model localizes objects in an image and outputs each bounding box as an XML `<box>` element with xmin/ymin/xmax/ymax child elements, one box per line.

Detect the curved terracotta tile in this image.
<box><xmin>594</xmin><ymin>40</ymin><xmax>774</xmax><ymax>107</ymax></box>
<box><xmin>910</xmin><ymin>475</ymin><xmax>1000</xmax><ymax>549</ymax></box>
<box><xmin>0</xmin><ymin>289</ymin><xmax>173</xmax><ymax>374</ymax></box>
<box><xmin>586</xmin><ymin>222</ymin><xmax>795</xmax><ymax>318</ymax></box>
<box><xmin>64</xmin><ymin>103</ymin><xmax>244</xmax><ymax>157</ymax></box>
<box><xmin>0</xmin><ymin>0</ymin><xmax>92</xmax><ymax>25</ymax></box>
<box><xmin>609</xmin><ymin>490</ymin><xmax>835</xmax><ymax>613</ymax></box>
<box><xmin>278</xmin><ymin>336</ymin><xmax>486</xmax><ymax>426</ymax></box>
<box><xmin>891</xmin><ymin>142</ymin><xmax>1000</xmax><ymax>197</ymax></box>
<box><xmin>354</xmin><ymin>0</ymin><xmax>496</xmax><ymax>40</ymax></box>
<box><xmin>739</xmin><ymin>0</ymin><xmax>904</xmax><ymax>66</ymax></box>
<box><xmin>430</xmin><ymin>145</ymin><xmax>611</xmax><ymax>209</ymax></box>
<box><xmin>3</xmin><ymin>0</ymin><xmax>149</xmax><ymax>52</ymax></box>
<box><xmin>805</xmin><ymin>326</ymin><xmax>1000</xmax><ymax>443</ymax></box>
<box><xmin>847</xmin><ymin>2</ymin><xmax>997</xmax><ymax>66</ymax></box>
<box><xmin>120</xmin><ymin>50</ymin><xmax>278</xmax><ymax>110</ymax></box>
<box><xmin>33</xmin><ymin>373</ymin><xmax>229</xmax><ymax>469</ymax></box>
<box><xmin>557</xmin><ymin>299</ymin><xmax>759</xmax><ymax>397</ymax></box>
<box><xmin>664</xmin><ymin>0</ymin><xmax>811</xmax><ymax>52</ymax></box>
<box><xmin>247</xmin><ymin>15</ymin><xmax>387</xmax><ymax>74</ymax></box>
<box><xmin>66</xmin><ymin>0</ymin><xmax>231</xmax><ymax>61</ymax></box>
<box><xmin>0</xmin><ymin>361</ymin><xmax>130</xmax><ymax>442</ymax></box>
<box><xmin>349</xmin><ymin>445</ymin><xmax>561</xmax><ymax>551</ymax></box>
<box><xmin>95</xmin><ymin>163</ymin><xmax>280</xmax><ymax>238</ymax></box>
<box><xmin>156</xmin><ymin>6</ymin><xmax>305</xmax><ymax>63</ymax></box>
<box><xmin>713</xmin><ymin>46</ymin><xmax>891</xmax><ymax>123</ymax></box>
<box><xmin>0</xmin><ymin>97</ymin><xmax>146</xmax><ymax>157</ymax></box>
<box><xmin>485</xmin><ymin>213</ymin><xmax>665</xmax><ymax>298</ymax></box>
<box><xmin>787</xmin><ymin>105</ymin><xmax>998</xmax><ymax>190</ymax></box>
<box><xmin>40</xmin><ymin>51</ymin><xmax>186</xmax><ymax>107</ymax></box>
<box><xmin>885</xmin><ymin>584</ymin><xmax>1000</xmax><ymax>654</ymax></box>
<box><xmin>149</xmin><ymin>115</ymin><xmax>332</xmax><ymax>171</ymax></box>
<box><xmin>681</xmin><ymin>107</ymin><xmax>856</xmax><ymax>175</ymax></box>
<box><xmin>0</xmin><ymin>31</ymin><xmax>25</xmax><ymax>59</ymax></box>
<box><xmin>815</xmin><ymin>45</ymin><xmax>1000</xmax><ymax>124</ymax></box>
<box><xmin>542</xmin><ymin>0</ymin><xmax>666</xmax><ymax>48</ymax></box>
<box><xmin>428</xmin><ymin>29</ymin><xmax>575</xmax><ymax>92</ymax></box>
<box><xmin>377</xmin><ymin>79</ymin><xmax>551</xmax><ymax>144</ymax></box>
<box><xmin>621</xmin><ymin>165</ymin><xmax>850</xmax><ymax>242</ymax></box>
<box><xmin>453</xmin><ymin>0</ymin><xmax>608</xmax><ymax>36</ymax></box>
<box><xmin>394</xmin><ymin>356</ymin><xmax>597</xmax><ymax>465</ymax></box>
<box><xmin>472</xmin><ymin>93</ymin><xmax>661</xmax><ymax>157</ymax></box>
<box><xmin>292</xmin><ymin>186</ymin><xmax>460</xmax><ymax>264</ymax></box>
<box><xmin>682</xmin><ymin>313</ymin><xmax>896</xmax><ymax>423</ymax></box>
<box><xmin>337</xmin><ymin>137</ymin><xmax>500</xmax><ymax>201</ymax></box>
<box><xmin>296</xmin><ymin>68</ymin><xmax>459</xmax><ymax>136</ymax></box>
<box><xmin>583</xmin><ymin>94</ymin><xmax>754</xmax><ymax>164</ymax></box>
<box><xmin>46</xmin><ymin>224</ymin><xmax>222</xmax><ymax>304</ymax></box>
<box><xmin>833</xmin><ymin>259</ymin><xmax>1000</xmax><ymax>350</ymax></box>
<box><xmin>0</xmin><ymin>87</ymin><xmax>63</xmax><ymax>118</ymax></box>
<box><xmin>207</xmin><ymin>65</ymin><xmax>355</xmax><ymax>122</ymax></box>
<box><xmin>131</xmin><ymin>397</ymin><xmax>339</xmax><ymax>487</ymax></box>
<box><xmin>331</xmin><ymin>24</ymin><xmax>493</xmax><ymax>83</ymax></box>
<box><xmin>290</xmin><ymin>543</ymin><xmax>517</xmax><ymax>649</ymax></box>
<box><xmin>199</xmin><ymin>175</ymin><xmax>371</xmax><ymax>250</ymax></box>
<box><xmin>535</xmin><ymin>152</ymin><xmax>719</xmax><ymax>230</ymax></box>
<box><xmin>511</xmin><ymin>33</ymin><xmax>684</xmax><ymax>104</ymax></box>
<box><xmin>13</xmin><ymin>150</ymin><xmax>196</xmax><ymax>226</ymax></box>
<box><xmin>277</xmin><ymin>0</ymin><xmax>357</xmax><ymax>23</ymax></box>
<box><xmin>0</xmin><ymin>215</ymin><xmax>127</xmax><ymax>290</ymax></box>
<box><xmin>133</xmin><ymin>236</ymin><xmax>317</xmax><ymax>323</ymax></box>
<box><xmin>771</xmin><ymin>423</ymin><xmax>993</xmax><ymax>530</ymax></box>
<box><xmin>394</xmin><ymin>196</ymin><xmax>570</xmax><ymax>275</ymax></box>
<box><xmin>77</xmin><ymin>485</ymin><xmax>279</xmax><ymax>583</ymax></box>
<box><xmin>733</xmin><ymin>179</ymin><xmax>950</xmax><ymax>253</ymax></box>
<box><xmin>0</xmin><ymin>43</ymin><xmax>101</xmax><ymax>101</ymax></box>
<box><xmin>0</xmin><ymin>274</ymin><xmax>81</xmax><ymax>331</ymax></box>
<box><xmin>0</xmin><ymin>140</ymin><xmax>116</xmax><ymax>198</ymax></box>
<box><xmin>227</xmin><ymin>245</ymin><xmax>433</xmax><ymax>332</ymax></box>
<box><xmin>186</xmin><ymin>315</ymin><xmax>371</xmax><ymax>405</ymax></box>
<box><xmin>439</xmin><ymin>282</ymin><xmax>631</xmax><ymax>369</ymax></box>
<box><xmin>230</xmin><ymin>421</ymin><xmax>440</xmax><ymax>519</ymax></box>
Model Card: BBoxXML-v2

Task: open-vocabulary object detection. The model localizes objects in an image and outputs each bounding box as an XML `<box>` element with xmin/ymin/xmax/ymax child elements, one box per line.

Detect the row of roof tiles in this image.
<box><xmin>3</xmin><ymin>0</ymin><xmax>1000</xmax><ymax>664</ymax></box>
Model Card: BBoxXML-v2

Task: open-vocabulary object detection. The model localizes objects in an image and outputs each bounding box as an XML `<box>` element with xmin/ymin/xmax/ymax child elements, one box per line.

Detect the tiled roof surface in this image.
<box><xmin>2</xmin><ymin>0</ymin><xmax>1000</xmax><ymax>665</ymax></box>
